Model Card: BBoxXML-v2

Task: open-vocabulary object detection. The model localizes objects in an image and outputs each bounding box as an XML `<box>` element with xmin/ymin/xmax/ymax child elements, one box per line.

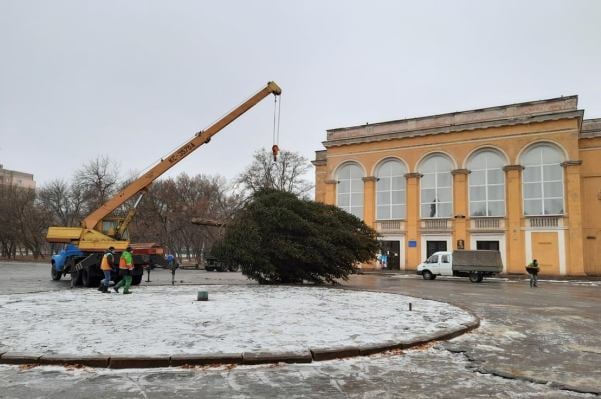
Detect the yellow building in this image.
<box><xmin>313</xmin><ymin>96</ymin><xmax>601</xmax><ymax>276</ymax></box>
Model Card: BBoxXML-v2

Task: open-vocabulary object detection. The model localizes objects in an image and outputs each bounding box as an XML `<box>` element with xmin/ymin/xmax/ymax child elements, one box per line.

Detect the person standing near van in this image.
<box><xmin>526</xmin><ymin>259</ymin><xmax>539</xmax><ymax>288</ymax></box>
<box><xmin>114</xmin><ymin>246</ymin><xmax>134</xmax><ymax>294</ymax></box>
<box><xmin>98</xmin><ymin>246</ymin><xmax>115</xmax><ymax>293</ymax></box>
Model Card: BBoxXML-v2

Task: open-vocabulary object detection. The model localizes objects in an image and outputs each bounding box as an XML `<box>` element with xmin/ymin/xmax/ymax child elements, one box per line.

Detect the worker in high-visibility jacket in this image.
<box><xmin>98</xmin><ymin>246</ymin><xmax>115</xmax><ymax>293</ymax></box>
<box><xmin>113</xmin><ymin>246</ymin><xmax>134</xmax><ymax>294</ymax></box>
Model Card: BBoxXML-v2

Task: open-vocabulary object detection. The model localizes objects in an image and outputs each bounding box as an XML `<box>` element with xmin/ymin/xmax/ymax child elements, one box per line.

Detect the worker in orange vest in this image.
<box><xmin>114</xmin><ymin>246</ymin><xmax>134</xmax><ymax>294</ymax></box>
<box><xmin>98</xmin><ymin>246</ymin><xmax>115</xmax><ymax>293</ymax></box>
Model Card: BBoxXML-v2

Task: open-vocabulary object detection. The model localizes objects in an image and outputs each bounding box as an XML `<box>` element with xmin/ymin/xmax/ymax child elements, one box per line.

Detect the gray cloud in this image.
<box><xmin>1</xmin><ymin>0</ymin><xmax>600</xmax><ymax>186</ymax></box>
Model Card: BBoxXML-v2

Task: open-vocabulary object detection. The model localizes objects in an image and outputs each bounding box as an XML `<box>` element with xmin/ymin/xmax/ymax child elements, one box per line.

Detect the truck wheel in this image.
<box><xmin>131</xmin><ymin>274</ymin><xmax>143</xmax><ymax>286</ymax></box>
<box><xmin>422</xmin><ymin>270</ymin><xmax>434</xmax><ymax>280</ymax></box>
<box><xmin>50</xmin><ymin>263</ymin><xmax>62</xmax><ymax>281</ymax></box>
<box><xmin>81</xmin><ymin>265</ymin><xmax>99</xmax><ymax>288</ymax></box>
<box><xmin>469</xmin><ymin>273</ymin><xmax>483</xmax><ymax>283</ymax></box>
<box><xmin>71</xmin><ymin>270</ymin><xmax>82</xmax><ymax>287</ymax></box>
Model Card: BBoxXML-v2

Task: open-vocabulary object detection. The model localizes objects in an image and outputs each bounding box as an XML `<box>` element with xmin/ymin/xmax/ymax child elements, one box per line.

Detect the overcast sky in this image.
<box><xmin>1</xmin><ymin>0</ymin><xmax>600</xmax><ymax>187</ymax></box>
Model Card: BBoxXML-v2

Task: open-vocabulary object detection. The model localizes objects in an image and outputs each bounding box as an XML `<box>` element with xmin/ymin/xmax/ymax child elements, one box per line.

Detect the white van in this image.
<box><xmin>416</xmin><ymin>250</ymin><xmax>503</xmax><ymax>283</ymax></box>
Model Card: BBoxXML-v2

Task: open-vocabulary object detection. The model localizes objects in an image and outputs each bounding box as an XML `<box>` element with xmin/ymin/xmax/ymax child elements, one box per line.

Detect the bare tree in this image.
<box><xmin>73</xmin><ymin>155</ymin><xmax>120</xmax><ymax>214</ymax></box>
<box><xmin>0</xmin><ymin>184</ymin><xmax>51</xmax><ymax>259</ymax></box>
<box><xmin>0</xmin><ymin>184</ymin><xmax>19</xmax><ymax>258</ymax></box>
<box><xmin>235</xmin><ymin>148</ymin><xmax>313</xmax><ymax>198</ymax></box>
<box><xmin>38</xmin><ymin>179</ymin><xmax>85</xmax><ymax>227</ymax></box>
<box><xmin>128</xmin><ymin>173</ymin><xmax>234</xmax><ymax>264</ymax></box>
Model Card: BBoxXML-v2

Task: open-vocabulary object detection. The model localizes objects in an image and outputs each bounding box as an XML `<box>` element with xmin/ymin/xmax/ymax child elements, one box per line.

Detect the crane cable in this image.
<box><xmin>271</xmin><ymin>94</ymin><xmax>281</xmax><ymax>162</ymax></box>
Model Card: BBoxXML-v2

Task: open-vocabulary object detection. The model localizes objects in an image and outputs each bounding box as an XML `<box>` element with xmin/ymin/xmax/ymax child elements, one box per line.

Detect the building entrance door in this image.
<box><xmin>476</xmin><ymin>241</ymin><xmax>500</xmax><ymax>251</ymax></box>
<box><xmin>379</xmin><ymin>240</ymin><xmax>401</xmax><ymax>270</ymax></box>
<box><xmin>426</xmin><ymin>241</ymin><xmax>447</xmax><ymax>258</ymax></box>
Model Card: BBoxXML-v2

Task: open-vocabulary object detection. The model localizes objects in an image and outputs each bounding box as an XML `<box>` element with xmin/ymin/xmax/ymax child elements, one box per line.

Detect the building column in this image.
<box><xmin>324</xmin><ymin>179</ymin><xmax>337</xmax><ymax>206</ymax></box>
<box><xmin>451</xmin><ymin>169</ymin><xmax>470</xmax><ymax>250</ymax></box>
<box><xmin>503</xmin><ymin>165</ymin><xmax>525</xmax><ymax>273</ymax></box>
<box><xmin>362</xmin><ymin>176</ymin><xmax>377</xmax><ymax>229</ymax></box>
<box><xmin>405</xmin><ymin>172</ymin><xmax>422</xmax><ymax>269</ymax></box>
<box><xmin>561</xmin><ymin>160</ymin><xmax>585</xmax><ymax>275</ymax></box>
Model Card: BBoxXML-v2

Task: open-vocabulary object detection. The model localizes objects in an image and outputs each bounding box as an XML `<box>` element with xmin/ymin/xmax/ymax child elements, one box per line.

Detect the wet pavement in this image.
<box><xmin>0</xmin><ymin>261</ymin><xmax>599</xmax><ymax>398</ymax></box>
<box><xmin>344</xmin><ymin>273</ymin><xmax>601</xmax><ymax>394</ymax></box>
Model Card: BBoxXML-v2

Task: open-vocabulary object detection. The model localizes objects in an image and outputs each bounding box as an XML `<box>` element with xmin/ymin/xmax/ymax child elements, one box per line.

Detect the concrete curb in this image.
<box><xmin>0</xmin><ymin>352</ymin><xmax>41</xmax><ymax>365</ymax></box>
<box><xmin>39</xmin><ymin>354</ymin><xmax>109</xmax><ymax>368</ymax></box>
<box><xmin>310</xmin><ymin>346</ymin><xmax>361</xmax><ymax>361</ymax></box>
<box><xmin>109</xmin><ymin>355</ymin><xmax>171</xmax><ymax>369</ymax></box>
<box><xmin>170</xmin><ymin>353</ymin><xmax>243</xmax><ymax>367</ymax></box>
<box><xmin>0</xmin><ymin>293</ymin><xmax>480</xmax><ymax>369</ymax></box>
<box><xmin>243</xmin><ymin>351</ymin><xmax>312</xmax><ymax>365</ymax></box>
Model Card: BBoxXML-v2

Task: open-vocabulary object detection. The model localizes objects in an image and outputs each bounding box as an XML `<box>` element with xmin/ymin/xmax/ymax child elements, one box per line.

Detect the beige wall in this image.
<box><xmin>580</xmin><ymin>136</ymin><xmax>601</xmax><ymax>275</ymax></box>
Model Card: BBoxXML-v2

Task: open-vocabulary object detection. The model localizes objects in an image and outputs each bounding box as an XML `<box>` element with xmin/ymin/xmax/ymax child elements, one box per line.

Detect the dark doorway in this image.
<box><xmin>426</xmin><ymin>241</ymin><xmax>447</xmax><ymax>258</ymax></box>
<box><xmin>476</xmin><ymin>241</ymin><xmax>500</xmax><ymax>251</ymax></box>
<box><xmin>379</xmin><ymin>240</ymin><xmax>401</xmax><ymax>270</ymax></box>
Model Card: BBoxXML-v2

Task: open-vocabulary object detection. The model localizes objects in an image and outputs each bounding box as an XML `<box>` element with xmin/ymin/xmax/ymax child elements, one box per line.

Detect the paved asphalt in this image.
<box><xmin>0</xmin><ymin>261</ymin><xmax>599</xmax><ymax>398</ymax></box>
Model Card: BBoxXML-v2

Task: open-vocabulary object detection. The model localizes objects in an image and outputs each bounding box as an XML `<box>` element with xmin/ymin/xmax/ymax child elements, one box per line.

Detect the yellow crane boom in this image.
<box><xmin>47</xmin><ymin>81</ymin><xmax>281</xmax><ymax>251</ymax></box>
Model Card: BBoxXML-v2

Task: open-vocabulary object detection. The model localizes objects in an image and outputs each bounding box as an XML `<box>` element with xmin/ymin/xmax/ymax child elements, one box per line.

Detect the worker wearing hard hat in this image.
<box><xmin>114</xmin><ymin>246</ymin><xmax>134</xmax><ymax>294</ymax></box>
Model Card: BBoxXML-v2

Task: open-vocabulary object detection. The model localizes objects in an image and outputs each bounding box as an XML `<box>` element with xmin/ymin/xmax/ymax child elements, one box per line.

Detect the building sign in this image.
<box><xmin>408</xmin><ymin>240</ymin><xmax>417</xmax><ymax>248</ymax></box>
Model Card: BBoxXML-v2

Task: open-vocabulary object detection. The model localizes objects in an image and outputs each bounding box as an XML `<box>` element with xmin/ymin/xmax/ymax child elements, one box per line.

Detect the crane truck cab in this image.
<box><xmin>416</xmin><ymin>250</ymin><xmax>503</xmax><ymax>283</ymax></box>
<box><xmin>51</xmin><ymin>244</ymin><xmax>84</xmax><ymax>281</ymax></box>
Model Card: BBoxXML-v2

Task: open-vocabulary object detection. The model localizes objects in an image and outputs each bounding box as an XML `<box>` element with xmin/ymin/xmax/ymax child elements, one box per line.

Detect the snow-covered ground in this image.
<box><xmin>0</xmin><ymin>349</ymin><xmax>593</xmax><ymax>398</ymax></box>
<box><xmin>0</xmin><ymin>285</ymin><xmax>474</xmax><ymax>355</ymax></box>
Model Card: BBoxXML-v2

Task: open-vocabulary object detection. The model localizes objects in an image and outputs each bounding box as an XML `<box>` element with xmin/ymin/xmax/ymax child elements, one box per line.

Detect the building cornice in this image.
<box><xmin>323</xmin><ymin>110</ymin><xmax>584</xmax><ymax>148</ymax></box>
<box><xmin>580</xmin><ymin>118</ymin><xmax>601</xmax><ymax>139</ymax></box>
<box><xmin>503</xmin><ymin>165</ymin><xmax>525</xmax><ymax>172</ymax></box>
<box><xmin>560</xmin><ymin>160</ymin><xmax>583</xmax><ymax>167</ymax></box>
<box><xmin>451</xmin><ymin>169</ymin><xmax>470</xmax><ymax>176</ymax></box>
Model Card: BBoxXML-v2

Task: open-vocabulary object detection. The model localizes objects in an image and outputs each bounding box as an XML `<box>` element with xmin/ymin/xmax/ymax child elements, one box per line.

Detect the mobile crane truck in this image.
<box><xmin>46</xmin><ymin>82</ymin><xmax>282</xmax><ymax>287</ymax></box>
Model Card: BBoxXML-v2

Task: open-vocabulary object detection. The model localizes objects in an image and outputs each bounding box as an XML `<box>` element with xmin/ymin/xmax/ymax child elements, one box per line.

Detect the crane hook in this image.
<box><xmin>272</xmin><ymin>144</ymin><xmax>279</xmax><ymax>162</ymax></box>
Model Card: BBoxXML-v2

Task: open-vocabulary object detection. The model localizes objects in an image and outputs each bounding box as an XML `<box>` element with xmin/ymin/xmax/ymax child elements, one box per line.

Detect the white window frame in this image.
<box><xmin>375</xmin><ymin>160</ymin><xmax>406</xmax><ymax>220</ymax></box>
<box><xmin>336</xmin><ymin>163</ymin><xmax>364</xmax><ymax>219</ymax></box>
<box><xmin>521</xmin><ymin>145</ymin><xmax>565</xmax><ymax>216</ymax></box>
<box><xmin>419</xmin><ymin>155</ymin><xmax>453</xmax><ymax>219</ymax></box>
<box><xmin>468</xmin><ymin>150</ymin><xmax>506</xmax><ymax>217</ymax></box>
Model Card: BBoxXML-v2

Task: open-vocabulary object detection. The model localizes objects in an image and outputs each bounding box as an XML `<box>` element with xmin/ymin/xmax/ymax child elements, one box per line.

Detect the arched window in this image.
<box><xmin>521</xmin><ymin>144</ymin><xmax>564</xmax><ymax>216</ymax></box>
<box><xmin>468</xmin><ymin>150</ymin><xmax>505</xmax><ymax>217</ymax></box>
<box><xmin>376</xmin><ymin>160</ymin><xmax>406</xmax><ymax>220</ymax></box>
<box><xmin>336</xmin><ymin>163</ymin><xmax>364</xmax><ymax>219</ymax></box>
<box><xmin>419</xmin><ymin>154</ymin><xmax>453</xmax><ymax>218</ymax></box>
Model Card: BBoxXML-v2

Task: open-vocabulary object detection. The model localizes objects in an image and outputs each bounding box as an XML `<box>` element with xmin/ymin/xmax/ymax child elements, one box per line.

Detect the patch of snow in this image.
<box><xmin>0</xmin><ymin>286</ymin><xmax>474</xmax><ymax>356</ymax></box>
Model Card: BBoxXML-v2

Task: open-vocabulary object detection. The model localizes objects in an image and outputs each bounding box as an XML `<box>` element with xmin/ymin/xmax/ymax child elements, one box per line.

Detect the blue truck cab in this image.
<box><xmin>51</xmin><ymin>244</ymin><xmax>84</xmax><ymax>278</ymax></box>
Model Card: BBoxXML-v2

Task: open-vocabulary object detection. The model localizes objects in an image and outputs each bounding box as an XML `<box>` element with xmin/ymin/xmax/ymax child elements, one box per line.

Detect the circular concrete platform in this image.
<box><xmin>0</xmin><ymin>285</ymin><xmax>478</xmax><ymax>368</ymax></box>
